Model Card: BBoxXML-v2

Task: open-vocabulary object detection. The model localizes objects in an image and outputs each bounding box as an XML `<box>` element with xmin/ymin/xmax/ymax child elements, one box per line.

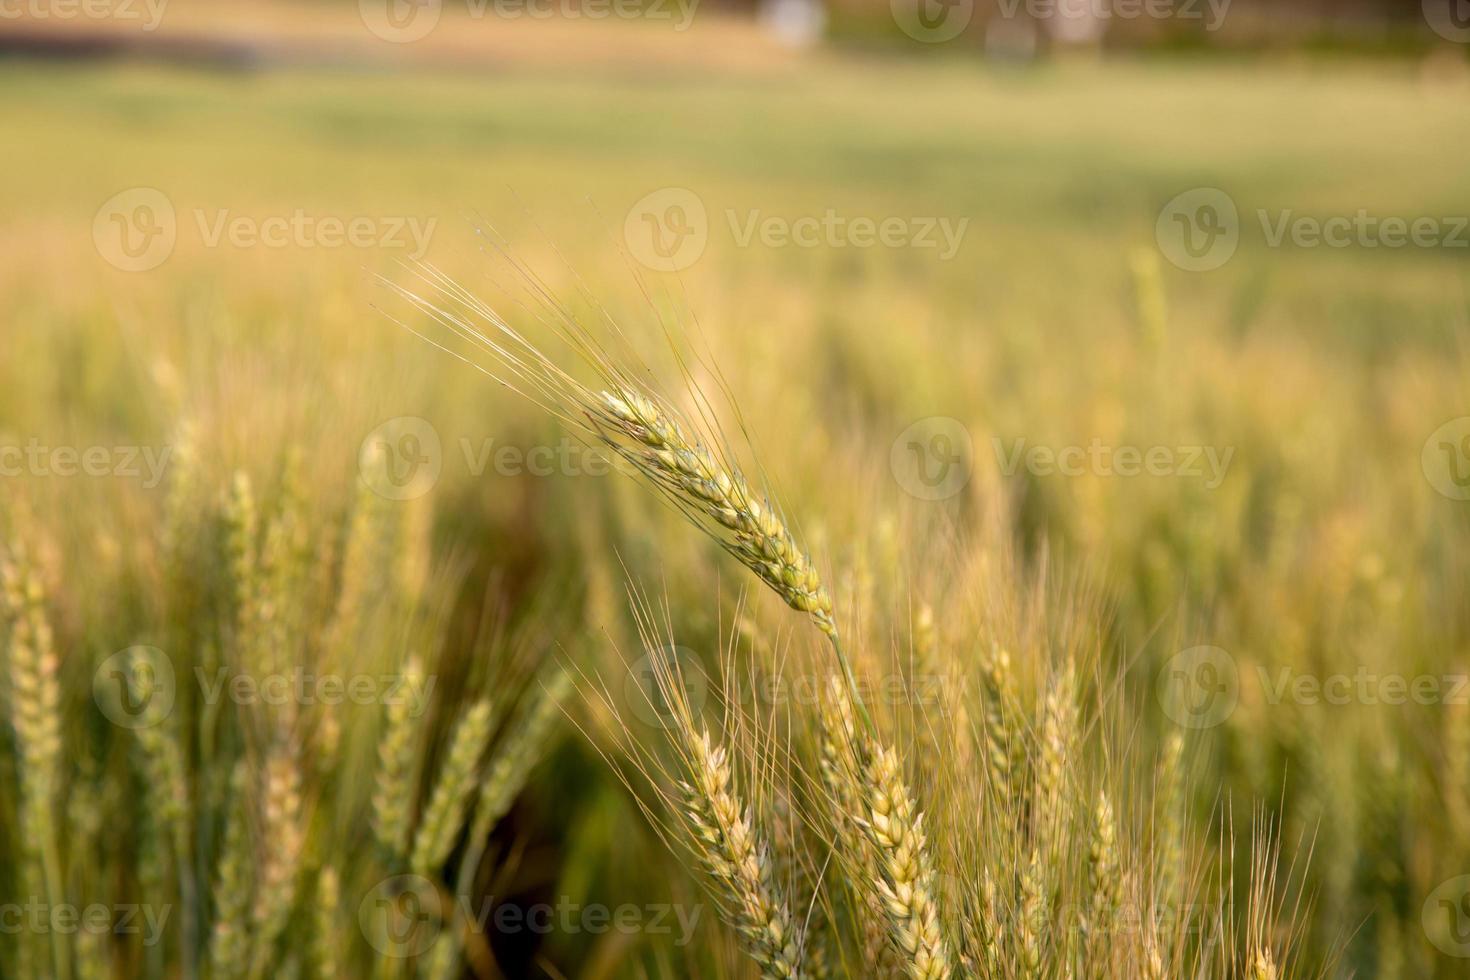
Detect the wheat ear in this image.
<box><xmin>387</xmin><ymin>271</ymin><xmax>873</xmax><ymax>729</ymax></box>
<box><xmin>313</xmin><ymin>867</ymin><xmax>340</xmax><ymax>980</ymax></box>
<box><xmin>127</xmin><ymin>647</ymin><xmax>198</xmax><ymax>978</ymax></box>
<box><xmin>680</xmin><ymin>726</ymin><xmax>805</xmax><ymax>979</ymax></box>
<box><xmin>817</xmin><ymin>678</ymin><xmax>895</xmax><ymax>974</ymax></box>
<box><xmin>209</xmin><ymin>763</ymin><xmax>255</xmax><ymax>980</ymax></box>
<box><xmin>978</xmin><ymin>645</ymin><xmax>1018</xmax><ymax>811</ymax></box>
<box><xmin>595</xmin><ymin>390</ymin><xmax>836</xmax><ymax>636</ymax></box>
<box><xmin>1033</xmin><ymin>659</ymin><xmax>1078</xmax><ymax>862</ymax></box>
<box><xmin>1019</xmin><ymin>849</ymin><xmax>1049</xmax><ymax>980</ymax></box>
<box><xmin>373</xmin><ymin>655</ymin><xmax>425</xmax><ymax>860</ymax></box>
<box><xmin>248</xmin><ymin>746</ymin><xmax>304</xmax><ymax>980</ymax></box>
<box><xmin>1085</xmin><ymin>789</ymin><xmax>1120</xmax><ymax>973</ymax></box>
<box><xmin>468</xmin><ymin>670</ymin><xmax>569</xmax><ymax>845</ymax></box>
<box><xmin>410</xmin><ymin>698</ymin><xmax>495</xmax><ymax>875</ymax></box>
<box><xmin>862</xmin><ymin>743</ymin><xmax>953</xmax><ymax>980</ymax></box>
<box><xmin>1</xmin><ymin>545</ymin><xmax>70</xmax><ymax>980</ymax></box>
<box><xmin>1154</xmin><ymin>731</ymin><xmax>1185</xmax><ymax>915</ymax></box>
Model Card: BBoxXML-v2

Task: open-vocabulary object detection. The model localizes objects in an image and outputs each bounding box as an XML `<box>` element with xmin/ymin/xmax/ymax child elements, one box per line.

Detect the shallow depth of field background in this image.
<box><xmin>4</xmin><ymin>0</ymin><xmax>1470</xmax><ymax>977</ymax></box>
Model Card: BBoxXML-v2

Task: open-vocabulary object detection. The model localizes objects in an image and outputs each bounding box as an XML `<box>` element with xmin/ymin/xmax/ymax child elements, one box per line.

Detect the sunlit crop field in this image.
<box><xmin>3</xmin><ymin>34</ymin><xmax>1470</xmax><ymax>978</ymax></box>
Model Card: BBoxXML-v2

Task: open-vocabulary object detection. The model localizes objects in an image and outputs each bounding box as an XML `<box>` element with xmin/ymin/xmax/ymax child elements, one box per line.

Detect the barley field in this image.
<box><xmin>3</xmin><ymin>10</ymin><xmax>1470</xmax><ymax>979</ymax></box>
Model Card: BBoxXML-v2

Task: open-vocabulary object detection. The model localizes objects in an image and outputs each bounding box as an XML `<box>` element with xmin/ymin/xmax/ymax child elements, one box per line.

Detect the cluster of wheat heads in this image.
<box><xmin>0</xmin><ymin>439</ymin><xmax>569</xmax><ymax>980</ymax></box>
<box><xmin>389</xmin><ymin>262</ymin><xmax>1308</xmax><ymax>979</ymax></box>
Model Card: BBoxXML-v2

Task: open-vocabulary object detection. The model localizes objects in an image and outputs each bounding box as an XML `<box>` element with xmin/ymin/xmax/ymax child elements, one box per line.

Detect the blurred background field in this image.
<box><xmin>4</xmin><ymin>1</ymin><xmax>1470</xmax><ymax>978</ymax></box>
